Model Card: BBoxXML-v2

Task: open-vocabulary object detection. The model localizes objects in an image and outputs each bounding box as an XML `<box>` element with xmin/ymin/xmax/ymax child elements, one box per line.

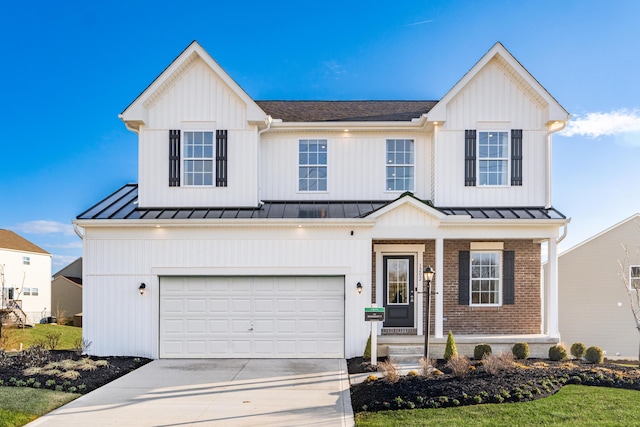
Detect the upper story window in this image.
<box><xmin>183</xmin><ymin>131</ymin><xmax>214</xmax><ymax>186</ymax></box>
<box><xmin>299</xmin><ymin>140</ymin><xmax>327</xmax><ymax>191</ymax></box>
<box><xmin>478</xmin><ymin>131</ymin><xmax>508</xmax><ymax>186</ymax></box>
<box><xmin>470</xmin><ymin>251</ymin><xmax>501</xmax><ymax>306</ymax></box>
<box><xmin>22</xmin><ymin>256</ymin><xmax>30</xmax><ymax>265</ymax></box>
<box><xmin>464</xmin><ymin>129</ymin><xmax>522</xmax><ymax>187</ymax></box>
<box><xmin>386</xmin><ymin>139</ymin><xmax>414</xmax><ymax>191</ymax></box>
<box><xmin>23</xmin><ymin>287</ymin><xmax>31</xmax><ymax>296</ymax></box>
<box><xmin>630</xmin><ymin>266</ymin><xmax>640</xmax><ymax>290</ymax></box>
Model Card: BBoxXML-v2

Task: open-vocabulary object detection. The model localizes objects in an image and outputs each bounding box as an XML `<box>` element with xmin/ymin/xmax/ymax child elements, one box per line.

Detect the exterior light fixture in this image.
<box><xmin>356</xmin><ymin>282</ymin><xmax>363</xmax><ymax>294</ymax></box>
<box><xmin>423</xmin><ymin>266</ymin><xmax>435</xmax><ymax>358</ymax></box>
<box><xmin>139</xmin><ymin>283</ymin><xmax>146</xmax><ymax>295</ymax></box>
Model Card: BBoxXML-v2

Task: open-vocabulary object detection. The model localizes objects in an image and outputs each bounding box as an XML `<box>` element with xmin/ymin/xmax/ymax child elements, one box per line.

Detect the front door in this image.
<box><xmin>382</xmin><ymin>255</ymin><xmax>414</xmax><ymax>327</ymax></box>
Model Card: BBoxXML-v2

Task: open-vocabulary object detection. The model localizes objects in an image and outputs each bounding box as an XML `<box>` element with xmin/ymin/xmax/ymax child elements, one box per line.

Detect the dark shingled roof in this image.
<box><xmin>77</xmin><ymin>184</ymin><xmax>566</xmax><ymax>221</ymax></box>
<box><xmin>255</xmin><ymin>101</ymin><xmax>438</xmax><ymax>122</ymax></box>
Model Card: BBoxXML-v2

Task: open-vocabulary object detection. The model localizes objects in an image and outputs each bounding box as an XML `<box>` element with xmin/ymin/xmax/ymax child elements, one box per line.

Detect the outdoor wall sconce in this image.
<box><xmin>356</xmin><ymin>282</ymin><xmax>363</xmax><ymax>294</ymax></box>
<box><xmin>139</xmin><ymin>283</ymin><xmax>146</xmax><ymax>295</ymax></box>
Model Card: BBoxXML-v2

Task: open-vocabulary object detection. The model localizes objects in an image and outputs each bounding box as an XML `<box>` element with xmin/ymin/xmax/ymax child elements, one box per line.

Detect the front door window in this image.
<box><xmin>387</xmin><ymin>259</ymin><xmax>409</xmax><ymax>304</ymax></box>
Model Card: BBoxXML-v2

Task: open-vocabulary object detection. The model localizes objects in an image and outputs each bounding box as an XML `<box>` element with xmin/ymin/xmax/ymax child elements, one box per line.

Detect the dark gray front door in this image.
<box><xmin>382</xmin><ymin>255</ymin><xmax>414</xmax><ymax>327</ymax></box>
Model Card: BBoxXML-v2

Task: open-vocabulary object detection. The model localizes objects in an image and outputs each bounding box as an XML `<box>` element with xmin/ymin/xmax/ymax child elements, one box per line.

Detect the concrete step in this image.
<box><xmin>387</xmin><ymin>345</ymin><xmax>424</xmax><ymax>355</ymax></box>
<box><xmin>387</xmin><ymin>345</ymin><xmax>425</xmax><ymax>365</ymax></box>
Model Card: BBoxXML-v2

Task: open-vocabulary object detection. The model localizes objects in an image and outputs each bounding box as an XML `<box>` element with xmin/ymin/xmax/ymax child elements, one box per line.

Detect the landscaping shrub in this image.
<box><xmin>585</xmin><ymin>346</ymin><xmax>604</xmax><ymax>364</ymax></box>
<box><xmin>16</xmin><ymin>344</ymin><xmax>50</xmax><ymax>367</ymax></box>
<box><xmin>419</xmin><ymin>356</ymin><xmax>435</xmax><ymax>377</ymax></box>
<box><xmin>45</xmin><ymin>331</ymin><xmax>62</xmax><ymax>350</ymax></box>
<box><xmin>512</xmin><ymin>342</ymin><xmax>530</xmax><ymax>360</ymax></box>
<box><xmin>377</xmin><ymin>360</ymin><xmax>399</xmax><ymax>383</ymax></box>
<box><xmin>444</xmin><ymin>331</ymin><xmax>458</xmax><ymax>361</ymax></box>
<box><xmin>445</xmin><ymin>355</ymin><xmax>470</xmax><ymax>378</ymax></box>
<box><xmin>570</xmin><ymin>342</ymin><xmax>587</xmax><ymax>359</ymax></box>
<box><xmin>363</xmin><ymin>335</ymin><xmax>372</xmax><ymax>359</ymax></box>
<box><xmin>482</xmin><ymin>352</ymin><xmax>514</xmax><ymax>375</ymax></box>
<box><xmin>549</xmin><ymin>344</ymin><xmax>568</xmax><ymax>361</ymax></box>
<box><xmin>474</xmin><ymin>343</ymin><xmax>492</xmax><ymax>360</ymax></box>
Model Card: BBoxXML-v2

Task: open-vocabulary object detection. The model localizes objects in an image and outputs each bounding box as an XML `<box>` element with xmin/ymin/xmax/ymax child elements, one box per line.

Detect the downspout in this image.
<box><xmin>545</xmin><ymin>121</ymin><xmax>567</xmax><ymax>209</ymax></box>
<box><xmin>256</xmin><ymin>116</ymin><xmax>273</xmax><ymax>206</ymax></box>
<box><xmin>73</xmin><ymin>224</ymin><xmax>84</xmax><ymax>240</ymax></box>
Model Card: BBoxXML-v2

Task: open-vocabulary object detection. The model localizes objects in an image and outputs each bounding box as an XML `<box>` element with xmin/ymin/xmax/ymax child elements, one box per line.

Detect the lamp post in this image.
<box><xmin>423</xmin><ymin>266</ymin><xmax>435</xmax><ymax>358</ymax></box>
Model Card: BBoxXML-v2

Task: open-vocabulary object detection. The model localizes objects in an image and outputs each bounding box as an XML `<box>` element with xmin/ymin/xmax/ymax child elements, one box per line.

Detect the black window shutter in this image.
<box><xmin>511</xmin><ymin>129</ymin><xmax>523</xmax><ymax>186</ymax></box>
<box><xmin>216</xmin><ymin>130</ymin><xmax>228</xmax><ymax>187</ymax></box>
<box><xmin>503</xmin><ymin>250</ymin><xmax>515</xmax><ymax>304</ymax></box>
<box><xmin>458</xmin><ymin>251</ymin><xmax>470</xmax><ymax>305</ymax></box>
<box><xmin>169</xmin><ymin>130</ymin><xmax>180</xmax><ymax>187</ymax></box>
<box><xmin>464</xmin><ymin>130</ymin><xmax>476</xmax><ymax>186</ymax></box>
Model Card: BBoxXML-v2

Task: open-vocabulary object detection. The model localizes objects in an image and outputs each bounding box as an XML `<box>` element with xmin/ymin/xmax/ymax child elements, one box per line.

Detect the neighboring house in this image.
<box><xmin>51</xmin><ymin>257</ymin><xmax>82</xmax><ymax>324</ymax></box>
<box><xmin>0</xmin><ymin>229</ymin><xmax>51</xmax><ymax>325</ymax></box>
<box><xmin>555</xmin><ymin>214</ymin><xmax>640</xmax><ymax>359</ymax></box>
<box><xmin>74</xmin><ymin>41</ymin><xmax>570</xmax><ymax>359</ymax></box>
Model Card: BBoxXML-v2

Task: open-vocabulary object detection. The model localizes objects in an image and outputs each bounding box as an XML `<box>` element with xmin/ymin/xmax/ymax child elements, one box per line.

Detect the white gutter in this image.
<box><xmin>556</xmin><ymin>221</ymin><xmax>570</xmax><ymax>244</ymax></box>
<box><xmin>72</xmin><ymin>218</ymin><xmax>376</xmax><ymax>229</ymax></box>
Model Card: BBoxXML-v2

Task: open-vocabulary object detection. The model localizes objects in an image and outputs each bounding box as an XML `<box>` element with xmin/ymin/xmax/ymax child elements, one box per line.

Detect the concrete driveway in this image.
<box><xmin>26</xmin><ymin>359</ymin><xmax>354</xmax><ymax>427</ymax></box>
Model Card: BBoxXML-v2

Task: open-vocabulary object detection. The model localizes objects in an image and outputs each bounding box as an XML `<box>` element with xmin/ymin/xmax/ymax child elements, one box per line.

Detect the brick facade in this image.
<box><xmin>373</xmin><ymin>239</ymin><xmax>541</xmax><ymax>335</ymax></box>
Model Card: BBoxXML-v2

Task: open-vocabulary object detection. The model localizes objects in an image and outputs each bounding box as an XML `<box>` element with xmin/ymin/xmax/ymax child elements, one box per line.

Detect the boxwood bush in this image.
<box><xmin>512</xmin><ymin>342</ymin><xmax>530</xmax><ymax>360</ymax></box>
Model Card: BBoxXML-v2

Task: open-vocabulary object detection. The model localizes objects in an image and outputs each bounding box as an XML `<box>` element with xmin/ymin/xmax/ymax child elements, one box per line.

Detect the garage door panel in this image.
<box><xmin>160</xmin><ymin>276</ymin><xmax>344</xmax><ymax>358</ymax></box>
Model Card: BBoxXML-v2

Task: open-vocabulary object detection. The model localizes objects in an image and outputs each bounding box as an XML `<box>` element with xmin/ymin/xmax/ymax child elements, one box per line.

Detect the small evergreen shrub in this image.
<box><xmin>585</xmin><ymin>346</ymin><xmax>604</xmax><ymax>364</ymax></box>
<box><xmin>548</xmin><ymin>344</ymin><xmax>567</xmax><ymax>361</ymax></box>
<box><xmin>474</xmin><ymin>343</ymin><xmax>492</xmax><ymax>360</ymax></box>
<box><xmin>363</xmin><ymin>335</ymin><xmax>372</xmax><ymax>359</ymax></box>
<box><xmin>512</xmin><ymin>342</ymin><xmax>530</xmax><ymax>360</ymax></box>
<box><xmin>444</xmin><ymin>331</ymin><xmax>458</xmax><ymax>361</ymax></box>
<box><xmin>570</xmin><ymin>342</ymin><xmax>587</xmax><ymax>359</ymax></box>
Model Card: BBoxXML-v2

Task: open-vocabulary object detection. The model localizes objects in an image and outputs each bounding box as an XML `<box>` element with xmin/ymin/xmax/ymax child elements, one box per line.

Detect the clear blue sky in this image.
<box><xmin>2</xmin><ymin>1</ymin><xmax>639</xmax><ymax>272</ymax></box>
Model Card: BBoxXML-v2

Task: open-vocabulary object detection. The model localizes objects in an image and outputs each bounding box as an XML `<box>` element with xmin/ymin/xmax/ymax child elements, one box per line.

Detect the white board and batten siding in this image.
<box><xmin>433</xmin><ymin>58</ymin><xmax>550</xmax><ymax>207</ymax></box>
<box><xmin>136</xmin><ymin>56</ymin><xmax>260</xmax><ymax>208</ymax></box>
<box><xmin>160</xmin><ymin>276</ymin><xmax>344</xmax><ymax>358</ymax></box>
<box><xmin>260</xmin><ymin>132</ymin><xmax>432</xmax><ymax>201</ymax></box>
<box><xmin>81</xmin><ymin>226</ymin><xmax>372</xmax><ymax>359</ymax></box>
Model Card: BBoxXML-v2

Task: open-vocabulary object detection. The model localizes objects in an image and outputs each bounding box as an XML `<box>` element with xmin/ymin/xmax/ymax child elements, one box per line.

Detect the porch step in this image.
<box><xmin>381</xmin><ymin>328</ymin><xmax>417</xmax><ymax>335</ymax></box>
<box><xmin>387</xmin><ymin>345</ymin><xmax>425</xmax><ymax>365</ymax></box>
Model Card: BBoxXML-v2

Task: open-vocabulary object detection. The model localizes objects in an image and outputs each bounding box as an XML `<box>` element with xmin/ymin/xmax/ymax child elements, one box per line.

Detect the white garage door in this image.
<box><xmin>160</xmin><ymin>276</ymin><xmax>345</xmax><ymax>358</ymax></box>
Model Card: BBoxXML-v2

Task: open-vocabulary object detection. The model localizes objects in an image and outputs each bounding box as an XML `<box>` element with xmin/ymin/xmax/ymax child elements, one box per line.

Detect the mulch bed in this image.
<box><xmin>348</xmin><ymin>357</ymin><xmax>640</xmax><ymax>413</ymax></box>
<box><xmin>0</xmin><ymin>349</ymin><xmax>151</xmax><ymax>395</ymax></box>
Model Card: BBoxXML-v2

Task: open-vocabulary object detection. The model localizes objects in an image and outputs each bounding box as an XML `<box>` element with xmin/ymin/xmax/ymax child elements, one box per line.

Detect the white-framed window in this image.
<box><xmin>478</xmin><ymin>131</ymin><xmax>508</xmax><ymax>186</ymax></box>
<box><xmin>183</xmin><ymin>131</ymin><xmax>214</xmax><ymax>186</ymax></box>
<box><xmin>387</xmin><ymin>258</ymin><xmax>410</xmax><ymax>305</ymax></box>
<box><xmin>470</xmin><ymin>251</ymin><xmax>501</xmax><ymax>306</ymax></box>
<box><xmin>299</xmin><ymin>139</ymin><xmax>327</xmax><ymax>191</ymax></box>
<box><xmin>630</xmin><ymin>266</ymin><xmax>640</xmax><ymax>290</ymax></box>
<box><xmin>31</xmin><ymin>288</ymin><xmax>38</xmax><ymax>296</ymax></box>
<box><xmin>23</xmin><ymin>256</ymin><xmax>30</xmax><ymax>265</ymax></box>
<box><xmin>386</xmin><ymin>139</ymin><xmax>414</xmax><ymax>191</ymax></box>
<box><xmin>23</xmin><ymin>288</ymin><xmax>31</xmax><ymax>296</ymax></box>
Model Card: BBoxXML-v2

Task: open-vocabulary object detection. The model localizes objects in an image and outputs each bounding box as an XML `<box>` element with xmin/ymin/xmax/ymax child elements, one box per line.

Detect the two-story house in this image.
<box><xmin>74</xmin><ymin>41</ymin><xmax>570</xmax><ymax>359</ymax></box>
<box><xmin>0</xmin><ymin>229</ymin><xmax>52</xmax><ymax>326</ymax></box>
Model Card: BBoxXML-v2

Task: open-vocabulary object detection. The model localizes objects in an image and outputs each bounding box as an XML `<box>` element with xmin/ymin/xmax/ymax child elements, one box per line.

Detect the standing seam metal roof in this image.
<box><xmin>76</xmin><ymin>184</ymin><xmax>566</xmax><ymax>221</ymax></box>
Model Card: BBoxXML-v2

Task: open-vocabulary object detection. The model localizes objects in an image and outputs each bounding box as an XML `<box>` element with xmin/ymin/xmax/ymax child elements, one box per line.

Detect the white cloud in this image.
<box><xmin>15</xmin><ymin>220</ymin><xmax>75</xmax><ymax>236</ymax></box>
<box><xmin>46</xmin><ymin>241</ymin><xmax>83</xmax><ymax>250</ymax></box>
<box><xmin>405</xmin><ymin>19</ymin><xmax>434</xmax><ymax>27</ymax></box>
<box><xmin>52</xmin><ymin>255</ymin><xmax>80</xmax><ymax>271</ymax></box>
<box><xmin>561</xmin><ymin>109</ymin><xmax>640</xmax><ymax>138</ymax></box>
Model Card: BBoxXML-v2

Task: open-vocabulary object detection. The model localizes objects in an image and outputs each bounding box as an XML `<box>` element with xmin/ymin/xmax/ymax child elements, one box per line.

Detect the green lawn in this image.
<box><xmin>1</xmin><ymin>324</ymin><xmax>82</xmax><ymax>351</ymax></box>
<box><xmin>355</xmin><ymin>385</ymin><xmax>640</xmax><ymax>426</ymax></box>
<box><xmin>0</xmin><ymin>387</ymin><xmax>79</xmax><ymax>427</ymax></box>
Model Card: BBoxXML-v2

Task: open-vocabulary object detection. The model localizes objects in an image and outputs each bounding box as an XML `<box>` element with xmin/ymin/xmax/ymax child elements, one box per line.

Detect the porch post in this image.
<box><xmin>546</xmin><ymin>238</ymin><xmax>560</xmax><ymax>338</ymax></box>
<box><xmin>434</xmin><ymin>238</ymin><xmax>444</xmax><ymax>338</ymax></box>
